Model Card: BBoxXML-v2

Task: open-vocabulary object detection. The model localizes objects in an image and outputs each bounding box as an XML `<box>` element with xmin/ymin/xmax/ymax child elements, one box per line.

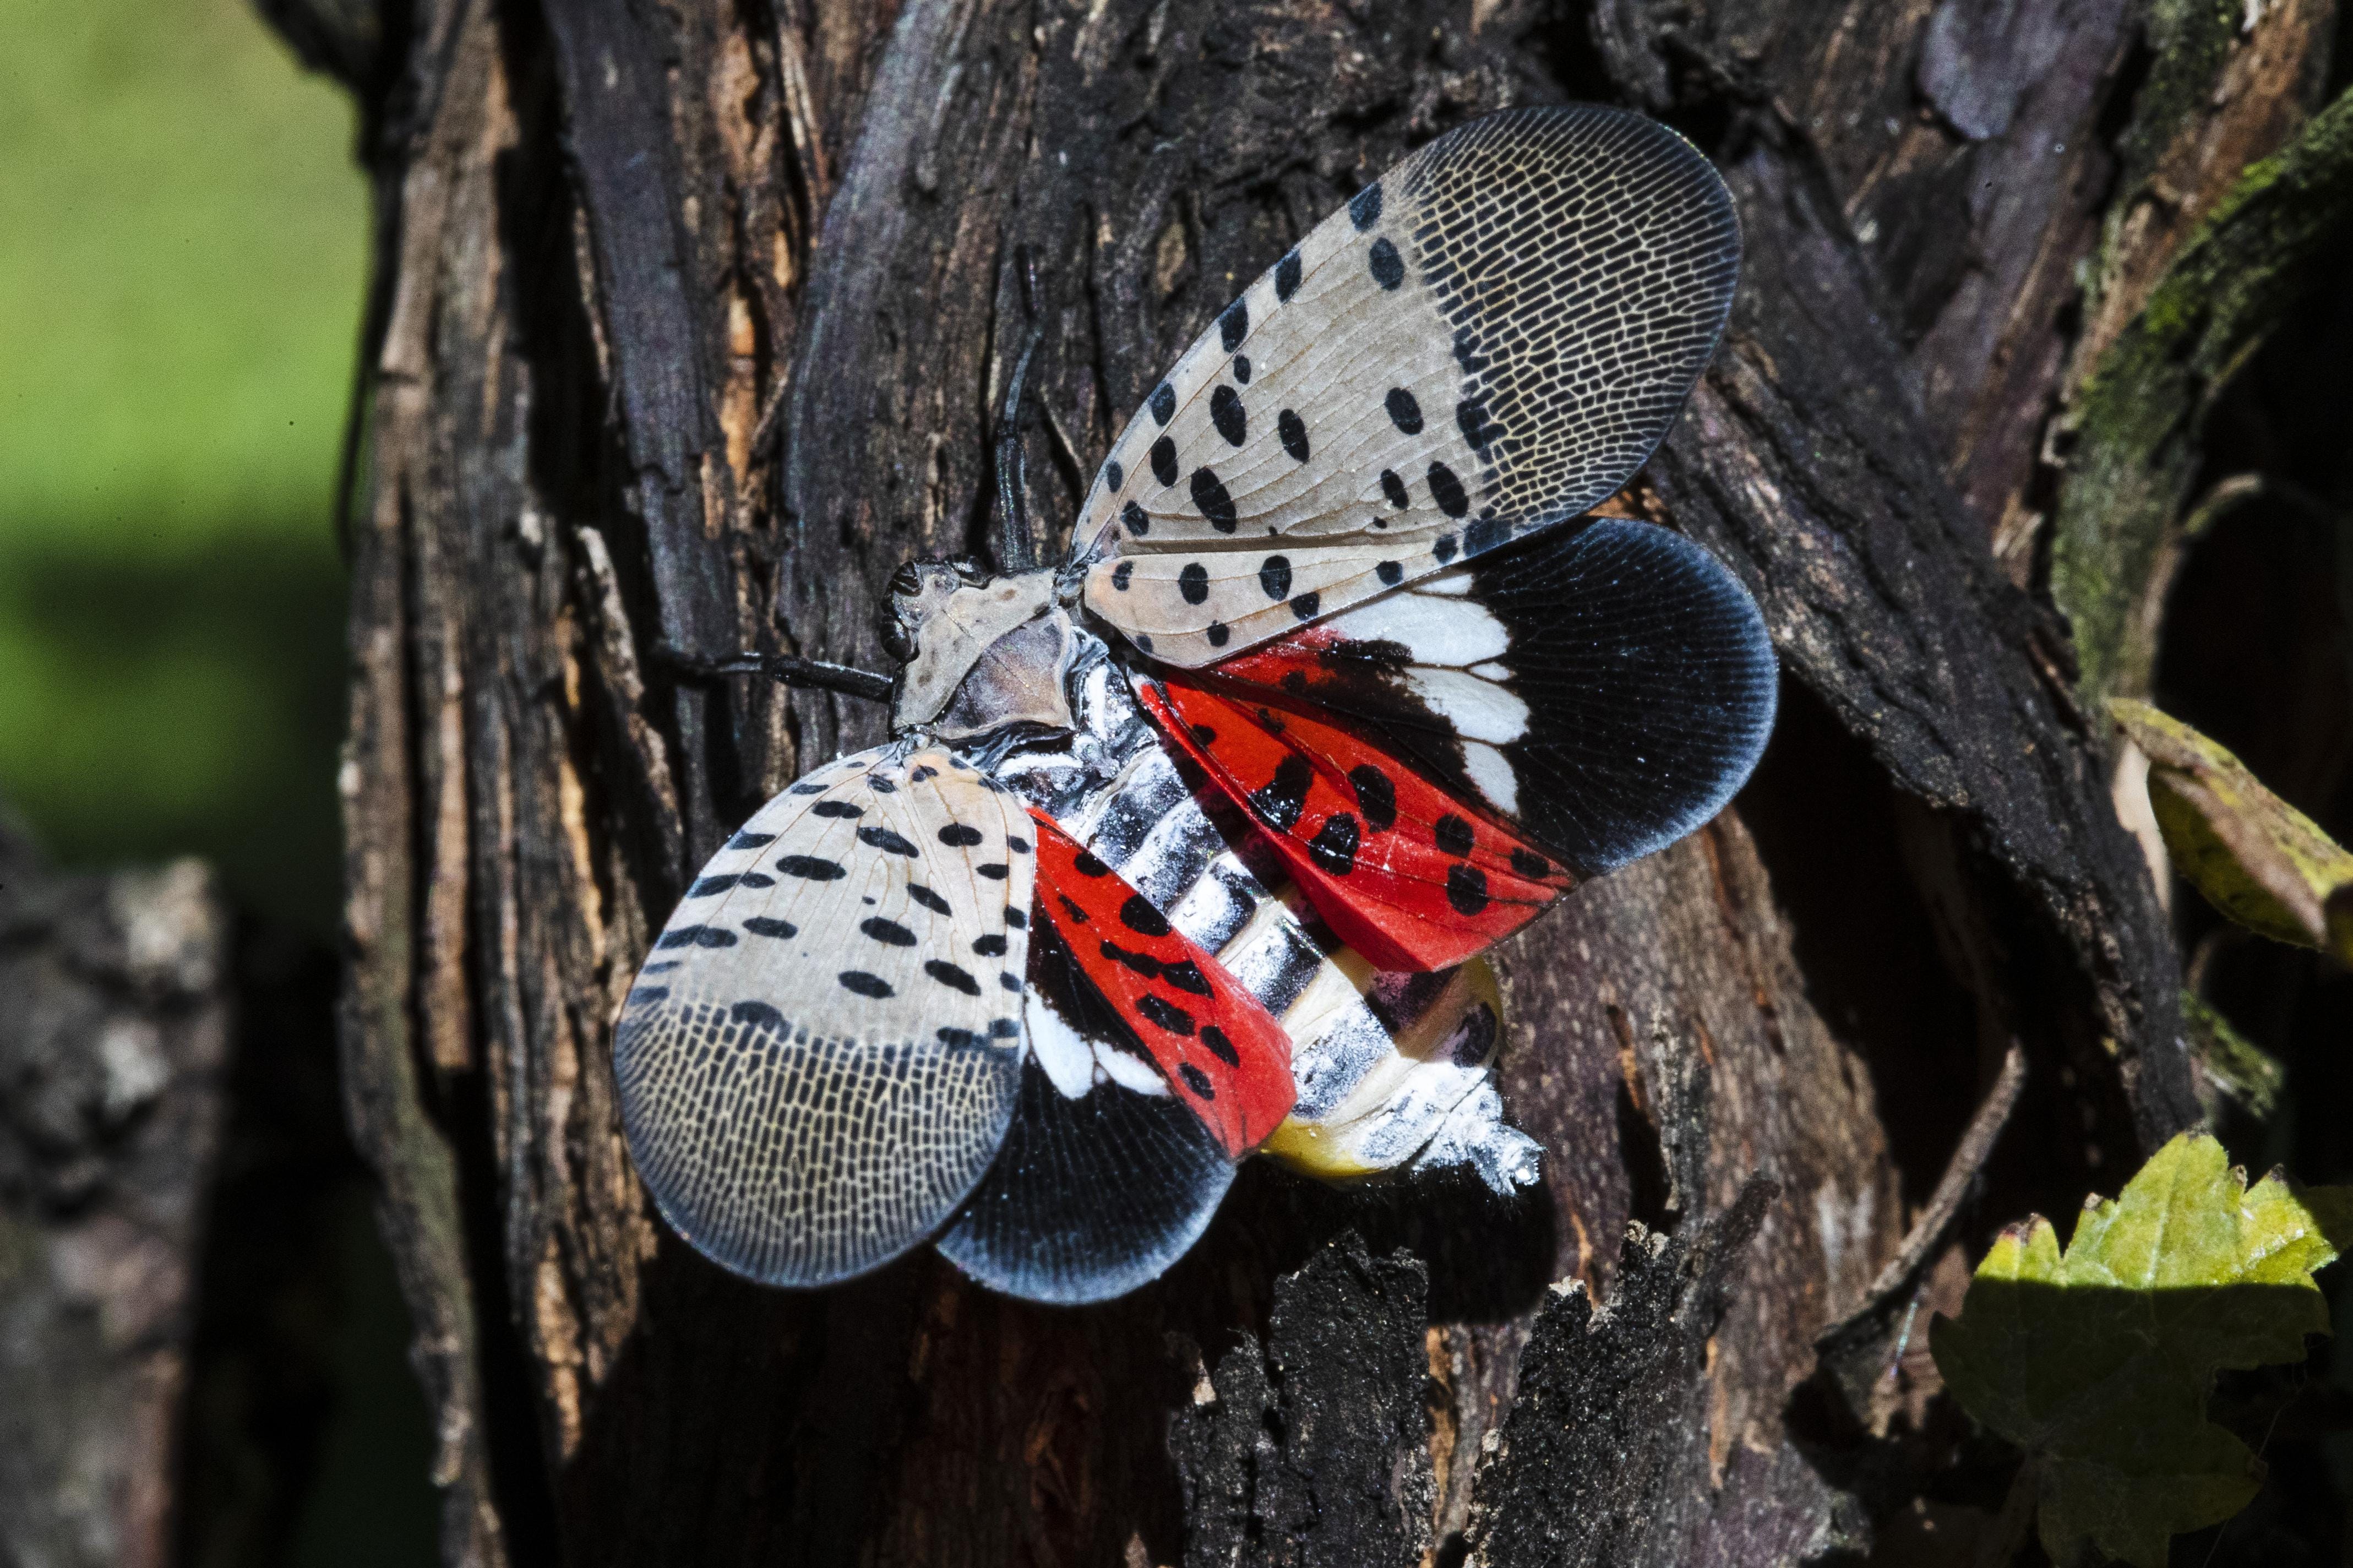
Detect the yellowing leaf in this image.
<box><xmin>1931</xmin><ymin>1133</ymin><xmax>2353</xmax><ymax>1568</ymax></box>
<box><xmin>2109</xmin><ymin>698</ymin><xmax>2353</xmax><ymax>960</ymax></box>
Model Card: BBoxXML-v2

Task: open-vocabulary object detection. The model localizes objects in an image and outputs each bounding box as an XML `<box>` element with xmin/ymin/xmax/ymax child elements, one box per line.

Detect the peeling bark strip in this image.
<box><xmin>299</xmin><ymin>0</ymin><xmax>2295</xmax><ymax>1560</ymax></box>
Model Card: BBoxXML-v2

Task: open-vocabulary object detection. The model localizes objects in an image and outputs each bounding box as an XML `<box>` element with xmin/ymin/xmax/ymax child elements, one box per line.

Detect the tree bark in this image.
<box><xmin>304</xmin><ymin>0</ymin><xmax>2345</xmax><ymax>1561</ymax></box>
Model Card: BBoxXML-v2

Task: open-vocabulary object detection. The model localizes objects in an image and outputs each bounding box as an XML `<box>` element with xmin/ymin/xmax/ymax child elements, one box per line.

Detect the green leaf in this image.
<box><xmin>1931</xmin><ymin>1133</ymin><xmax>2353</xmax><ymax>1567</ymax></box>
<box><xmin>2180</xmin><ymin>990</ymin><xmax>2285</xmax><ymax>1122</ymax></box>
<box><xmin>2110</xmin><ymin>698</ymin><xmax>2353</xmax><ymax>961</ymax></box>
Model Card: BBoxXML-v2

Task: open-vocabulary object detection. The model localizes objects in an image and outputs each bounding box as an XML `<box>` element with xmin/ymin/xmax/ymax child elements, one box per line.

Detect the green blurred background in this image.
<box><xmin>2</xmin><ymin>0</ymin><xmax>436</xmax><ymax>1557</ymax></box>
<box><xmin>1</xmin><ymin>0</ymin><xmax>357</xmax><ymax>933</ymax></box>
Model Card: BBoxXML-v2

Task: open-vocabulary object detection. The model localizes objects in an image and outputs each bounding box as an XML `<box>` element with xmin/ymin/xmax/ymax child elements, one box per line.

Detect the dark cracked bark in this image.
<box><xmin>279</xmin><ymin>0</ymin><xmax>2347</xmax><ymax>1561</ymax></box>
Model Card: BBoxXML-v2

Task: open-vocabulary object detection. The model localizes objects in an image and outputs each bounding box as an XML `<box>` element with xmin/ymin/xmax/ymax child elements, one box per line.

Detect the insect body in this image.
<box><xmin>616</xmin><ymin>105</ymin><xmax>1777</xmax><ymax>1303</ymax></box>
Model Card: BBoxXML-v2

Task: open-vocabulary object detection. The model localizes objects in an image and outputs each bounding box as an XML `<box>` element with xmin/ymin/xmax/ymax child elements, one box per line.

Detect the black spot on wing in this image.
<box><xmin>838</xmin><ymin>970</ymin><xmax>894</xmax><ymax>998</ymax></box>
<box><xmin>1511</xmin><ymin>848</ymin><xmax>1553</xmax><ymax>879</ymax></box>
<box><xmin>1379</xmin><ymin>469</ymin><xmax>1409</xmax><ymax>510</ymax></box>
<box><xmin>742</xmin><ymin>916</ymin><xmax>797</xmax><ymax>939</ymax></box>
<box><xmin>1433</xmin><ymin>535</ymin><xmax>1459</xmax><ymax>565</ymax></box>
<box><xmin>1290</xmin><ymin>592</ymin><xmax>1320</xmax><ymax>622</ymax></box>
<box><xmin>1137</xmin><ymin>993</ymin><xmax>1195</xmax><ymax>1036</ymax></box>
<box><xmin>1206</xmin><ymin>621</ymin><xmax>1230</xmax><ymax>647</ymax></box>
<box><xmin>1446</xmin><ymin>864</ymin><xmax>1490</xmax><ymax>916</ymax></box>
<box><xmin>1190</xmin><ymin>469</ymin><xmax>1238</xmax><ymax>532</ymax></box>
<box><xmin>1349</xmin><ymin>182</ymin><xmax>1383</xmax><ymax>230</ymax></box>
<box><xmin>1119</xmin><ymin>895</ymin><xmax>1172</xmax><ymax>938</ymax></box>
<box><xmin>1100</xmin><ymin>939</ymin><xmax>1160</xmax><ymax>981</ymax></box>
<box><xmin>1274</xmin><ymin>248</ymin><xmax>1302</xmax><ymax>300</ymax></box>
<box><xmin>1250</xmin><ymin>754</ymin><xmax>1312</xmax><ymax>833</ymax></box>
<box><xmin>1151</xmin><ymin>437</ymin><xmax>1178</xmax><ymax>486</ymax></box>
<box><xmin>1376</xmin><ymin>560</ymin><xmax>1404</xmax><ymax>586</ymax></box>
<box><xmin>1112</xmin><ymin>561</ymin><xmax>1134</xmax><ymax>592</ymax></box>
<box><xmin>1006</xmin><ymin>905</ymin><xmax>1028</xmax><ymax>929</ymax></box>
<box><xmin>1233</xmin><ymin>355</ymin><xmax>1251</xmax><ymax>384</ymax></box>
<box><xmin>1218</xmin><ymin>299</ymin><xmax>1249</xmax><ymax>351</ymax></box>
<box><xmin>907</xmin><ymin>883</ymin><xmax>952</xmax><ymax>914</ymax></box>
<box><xmin>1211</xmin><ymin>384</ymin><xmax>1246</xmax><ymax>446</ymax></box>
<box><xmin>1258</xmin><ymin>556</ymin><xmax>1292</xmax><ymax>601</ymax></box>
<box><xmin>1123</xmin><ymin>499</ymin><xmax>1150</xmax><ymax>538</ymax></box>
<box><xmin>1200</xmin><ymin>1025</ymin><xmax>1240</xmax><ymax>1065</ymax></box>
<box><xmin>730</xmin><ymin>1000</ymin><xmax>783</xmax><ymax>1030</ymax></box>
<box><xmin>926</xmin><ymin>960</ymin><xmax>983</xmax><ymax>996</ymax></box>
<box><xmin>1385</xmin><ymin>388</ymin><xmax>1422</xmax><ymax>434</ymax></box>
<box><xmin>1435</xmin><ymin>814</ymin><xmax>1475</xmax><ymax>857</ymax></box>
<box><xmin>1072</xmin><ymin>850</ymin><xmax>1111</xmax><ymax>878</ymax></box>
<box><xmin>1457</xmin><ymin>395</ymin><xmax>1498</xmax><ymax>452</ymax></box>
<box><xmin>726</xmin><ymin>829</ymin><xmax>776</xmax><ymax>849</ymax></box>
<box><xmin>938</xmin><ymin>823</ymin><xmax>984</xmax><ymax>847</ymax></box>
<box><xmin>657</xmin><ymin>924</ymin><xmax>737</xmax><ymax>950</ymax></box>
<box><xmin>1368</xmin><ymin>236</ymin><xmax>1404</xmax><ymax>290</ymax></box>
<box><xmin>1150</xmin><ymin>382</ymin><xmax>1176</xmax><ymax>426</ymax></box>
<box><xmin>860</xmin><ymin>917</ymin><xmax>918</xmax><ymax>946</ymax></box>
<box><xmin>810</xmin><ymin>799</ymin><xmax>863</xmax><ymax>819</ymax></box>
<box><xmin>1160</xmin><ymin>959</ymin><xmax>1211</xmax><ymax>996</ymax></box>
<box><xmin>1278</xmin><ymin>409</ymin><xmax>1308</xmax><ymax>462</ymax></box>
<box><xmin>976</xmin><ymin>863</ymin><xmax>1011</xmax><ymax>881</ymax></box>
<box><xmin>1308</xmin><ymin>814</ymin><xmax>1360</xmax><ymax>875</ymax></box>
<box><xmin>1178</xmin><ymin>1063</ymin><xmax>1216</xmax><ymax>1097</ymax></box>
<box><xmin>1178</xmin><ymin>562</ymin><xmax>1210</xmax><ymax>605</ymax></box>
<box><xmin>974</xmin><ymin>933</ymin><xmax>1008</xmax><ymax>957</ymax></box>
<box><xmin>859</xmin><ymin>826</ymin><xmax>918</xmax><ymax>857</ymax></box>
<box><xmin>1106</xmin><ymin>459</ymin><xmax>1124</xmax><ymax>490</ymax></box>
<box><xmin>1428</xmin><ymin>461</ymin><xmax>1469</xmax><ymax>518</ymax></box>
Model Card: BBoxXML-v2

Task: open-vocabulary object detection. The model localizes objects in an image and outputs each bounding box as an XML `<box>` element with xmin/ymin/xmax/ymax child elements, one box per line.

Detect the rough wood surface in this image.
<box><xmin>0</xmin><ymin>833</ymin><xmax>231</xmax><ymax>1568</ymax></box>
<box><xmin>298</xmin><ymin>0</ymin><xmax>2347</xmax><ymax>1560</ymax></box>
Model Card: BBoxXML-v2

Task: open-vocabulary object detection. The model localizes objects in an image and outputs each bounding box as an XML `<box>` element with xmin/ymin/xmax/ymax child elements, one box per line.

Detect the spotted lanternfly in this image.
<box><xmin>615</xmin><ymin>105</ymin><xmax>1777</xmax><ymax>1304</ymax></box>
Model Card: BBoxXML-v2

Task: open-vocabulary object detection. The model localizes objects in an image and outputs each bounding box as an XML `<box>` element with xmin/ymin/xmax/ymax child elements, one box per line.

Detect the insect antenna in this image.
<box><xmin>993</xmin><ymin>247</ymin><xmax>1047</xmax><ymax>574</ymax></box>
<box><xmin>654</xmin><ymin>643</ymin><xmax>895</xmax><ymax>703</ymax></box>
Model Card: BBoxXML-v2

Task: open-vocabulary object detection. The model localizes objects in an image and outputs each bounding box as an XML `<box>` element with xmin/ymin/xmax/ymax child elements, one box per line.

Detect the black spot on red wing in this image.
<box><xmin>1279</xmin><ymin>672</ymin><xmax>1307</xmax><ymax>695</ymax></box>
<box><xmin>1274</xmin><ymin>248</ymin><xmax>1302</xmax><ymax>300</ymax></box>
<box><xmin>1250</xmin><ymin>754</ymin><xmax>1312</xmax><ymax>832</ymax></box>
<box><xmin>1112</xmin><ymin>561</ymin><xmax>1134</xmax><ymax>592</ymax></box>
<box><xmin>1057</xmin><ymin>894</ymin><xmax>1089</xmax><ymax>924</ymax></box>
<box><xmin>1178</xmin><ymin>1063</ymin><xmax>1216</xmax><ymax>1098</ymax></box>
<box><xmin>1379</xmin><ymin>469</ymin><xmax>1409</xmax><ymax>509</ymax></box>
<box><xmin>1160</xmin><ymin>959</ymin><xmax>1212</xmax><ymax>996</ymax></box>
<box><xmin>1219</xmin><ymin>298</ymin><xmax>1249</xmax><ymax>351</ymax></box>
<box><xmin>1385</xmin><ymin>388</ymin><xmax>1423</xmax><ymax>433</ymax></box>
<box><xmin>976</xmin><ymin>863</ymin><xmax>1010</xmax><ymax>880</ymax></box>
<box><xmin>1200</xmin><ymin>1024</ymin><xmax>1240</xmax><ymax>1065</ymax></box>
<box><xmin>1123</xmin><ymin>499</ymin><xmax>1150</xmax><ymax>537</ymax></box>
<box><xmin>1007</xmin><ymin>905</ymin><xmax>1028</xmax><ymax>929</ymax></box>
<box><xmin>742</xmin><ymin>916</ymin><xmax>797</xmax><ymax>939</ymax></box>
<box><xmin>1308</xmin><ymin>813</ymin><xmax>1361</xmax><ymax>875</ymax></box>
<box><xmin>1119</xmin><ymin>895</ymin><xmax>1172</xmax><ymax>938</ymax></box>
<box><xmin>657</xmin><ymin>924</ymin><xmax>737</xmax><ymax>950</ymax></box>
<box><xmin>1349</xmin><ymin>182</ymin><xmax>1383</xmax><ymax>230</ymax></box>
<box><xmin>1150</xmin><ymin>382</ymin><xmax>1176</xmax><ymax>426</ymax></box>
<box><xmin>1433</xmin><ymin>534</ymin><xmax>1459</xmax><ymax>565</ymax></box>
<box><xmin>1511</xmin><ymin>848</ymin><xmax>1553</xmax><ymax>879</ymax></box>
<box><xmin>839</xmin><ymin>970</ymin><xmax>894</xmax><ymax>998</ymax></box>
<box><xmin>925</xmin><ymin>959</ymin><xmax>983</xmax><ymax>996</ymax></box>
<box><xmin>938</xmin><ymin>823</ymin><xmax>984</xmax><ymax>847</ymax></box>
<box><xmin>906</xmin><ymin>884</ymin><xmax>952</xmax><ymax>914</ymax></box>
<box><xmin>1446</xmin><ymin>864</ymin><xmax>1490</xmax><ymax>916</ymax></box>
<box><xmin>1349</xmin><ymin>765</ymin><xmax>1397</xmax><ymax>831</ymax></box>
<box><xmin>1151</xmin><ymin>436</ymin><xmax>1178</xmax><ymax>486</ymax></box>
<box><xmin>1376</xmin><ymin>560</ymin><xmax>1404</xmax><ymax>586</ymax></box>
<box><xmin>1206</xmin><ymin>621</ymin><xmax>1229</xmax><ymax>647</ymax></box>
<box><xmin>726</xmin><ymin>829</ymin><xmax>775</xmax><ymax>849</ymax></box>
<box><xmin>1211</xmin><ymin>384</ymin><xmax>1246</xmax><ymax>446</ymax></box>
<box><xmin>860</xmin><ymin>917</ymin><xmax>918</xmax><ymax>946</ymax></box>
<box><xmin>1368</xmin><ymin>236</ymin><xmax>1404</xmax><ymax>290</ymax></box>
<box><xmin>777</xmin><ymin>854</ymin><xmax>846</xmax><ymax>880</ymax></box>
<box><xmin>1434</xmin><ymin>815</ymin><xmax>1475</xmax><ymax>857</ymax></box>
<box><xmin>1259</xmin><ymin>556</ymin><xmax>1292</xmax><ymax>601</ymax></box>
<box><xmin>1099</xmin><ymin>939</ymin><xmax>1161</xmax><ymax>980</ymax></box>
<box><xmin>1072</xmin><ymin>850</ymin><xmax>1111</xmax><ymax>878</ymax></box>
<box><xmin>1428</xmin><ymin>461</ymin><xmax>1469</xmax><ymax>518</ymax></box>
<box><xmin>1188</xmin><ymin>722</ymin><xmax>1217</xmax><ymax>746</ymax></box>
<box><xmin>1290</xmin><ymin>592</ymin><xmax>1320</xmax><ymax>622</ymax></box>
<box><xmin>858</xmin><ymin>825</ymin><xmax>918</xmax><ymax>856</ymax></box>
<box><xmin>1179</xmin><ymin>563</ymin><xmax>1210</xmax><ymax>605</ymax></box>
<box><xmin>1190</xmin><ymin>469</ymin><xmax>1238</xmax><ymax>532</ymax></box>
<box><xmin>1278</xmin><ymin>409</ymin><xmax>1309</xmax><ymax>462</ymax></box>
<box><xmin>1136</xmin><ymin>993</ymin><xmax>1195</xmax><ymax>1035</ymax></box>
<box><xmin>1106</xmin><ymin>459</ymin><xmax>1124</xmax><ymax>490</ymax></box>
<box><xmin>974</xmin><ymin>933</ymin><xmax>1009</xmax><ymax>957</ymax></box>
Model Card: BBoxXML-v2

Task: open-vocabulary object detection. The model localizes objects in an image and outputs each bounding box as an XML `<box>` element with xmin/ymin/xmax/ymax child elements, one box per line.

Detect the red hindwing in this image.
<box><xmin>1137</xmin><ymin>675</ymin><xmax>1576</xmax><ymax>972</ymax></box>
<box><xmin>1028</xmin><ymin>810</ymin><xmax>1296</xmax><ymax>1153</ymax></box>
